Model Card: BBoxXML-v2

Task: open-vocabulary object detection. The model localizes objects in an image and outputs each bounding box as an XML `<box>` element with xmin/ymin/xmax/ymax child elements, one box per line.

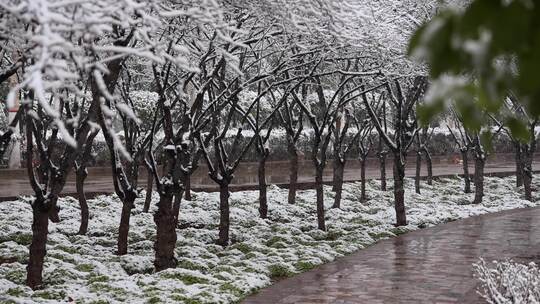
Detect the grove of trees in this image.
<box><xmin>0</xmin><ymin>0</ymin><xmax>537</xmax><ymax>291</ymax></box>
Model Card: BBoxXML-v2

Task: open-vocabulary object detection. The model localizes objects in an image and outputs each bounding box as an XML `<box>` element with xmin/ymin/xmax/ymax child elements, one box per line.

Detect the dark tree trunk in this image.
<box><xmin>154</xmin><ymin>192</ymin><xmax>178</xmax><ymax>271</ymax></box>
<box><xmin>524</xmin><ymin>166</ymin><xmax>533</xmax><ymax>201</ymax></box>
<box><xmin>143</xmin><ymin>166</ymin><xmax>153</xmax><ymax>213</ymax></box>
<box><xmin>360</xmin><ymin>157</ymin><xmax>367</xmax><ymax>202</ymax></box>
<box><xmin>217</xmin><ymin>182</ymin><xmax>230</xmax><ymax>246</ymax></box>
<box><xmin>473</xmin><ymin>157</ymin><xmax>485</xmax><ymax>204</ymax></box>
<box><xmin>76</xmin><ymin>168</ymin><xmax>89</xmax><ymax>235</ymax></box>
<box><xmin>117</xmin><ymin>196</ymin><xmax>135</xmax><ymax>255</ymax></box>
<box><xmin>425</xmin><ymin>150</ymin><xmax>433</xmax><ymax>185</ymax></box>
<box><xmin>393</xmin><ymin>154</ymin><xmax>407</xmax><ymax>226</ymax></box>
<box><xmin>258</xmin><ymin>156</ymin><xmax>268</xmax><ymax>218</ymax></box>
<box><xmin>332</xmin><ymin>160</ymin><xmax>345</xmax><ymax>209</ymax></box>
<box><xmin>461</xmin><ymin>150</ymin><xmax>471</xmax><ymax>193</ymax></box>
<box><xmin>184</xmin><ymin>174</ymin><xmax>192</xmax><ymax>201</ymax></box>
<box><xmin>26</xmin><ymin>200</ymin><xmax>49</xmax><ymax>290</ymax></box>
<box><xmin>315</xmin><ymin>166</ymin><xmax>326</xmax><ymax>231</ymax></box>
<box><xmin>379</xmin><ymin>152</ymin><xmax>387</xmax><ymax>191</ymax></box>
<box><xmin>515</xmin><ymin>143</ymin><xmax>523</xmax><ymax>187</ymax></box>
<box><xmin>172</xmin><ymin>189</ymin><xmax>183</xmax><ymax>227</ymax></box>
<box><xmin>288</xmin><ymin>144</ymin><xmax>299</xmax><ymax>204</ymax></box>
<box><xmin>415</xmin><ymin>151</ymin><xmax>421</xmax><ymax>194</ymax></box>
<box><xmin>523</xmin><ymin>150</ymin><xmax>533</xmax><ymax>201</ymax></box>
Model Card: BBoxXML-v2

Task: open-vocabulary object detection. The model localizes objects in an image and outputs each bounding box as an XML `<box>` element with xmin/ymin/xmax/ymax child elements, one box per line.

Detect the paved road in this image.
<box><xmin>0</xmin><ymin>155</ymin><xmax>538</xmax><ymax>200</ymax></box>
<box><xmin>243</xmin><ymin>207</ymin><xmax>540</xmax><ymax>304</ymax></box>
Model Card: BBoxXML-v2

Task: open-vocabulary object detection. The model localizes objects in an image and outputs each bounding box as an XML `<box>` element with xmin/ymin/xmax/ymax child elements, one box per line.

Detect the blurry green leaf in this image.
<box><xmin>408</xmin><ymin>0</ymin><xmax>540</xmax><ymax>141</ymax></box>
<box><xmin>480</xmin><ymin>131</ymin><xmax>494</xmax><ymax>154</ymax></box>
<box><xmin>417</xmin><ymin>100</ymin><xmax>444</xmax><ymax>127</ymax></box>
<box><xmin>505</xmin><ymin>116</ymin><xmax>530</xmax><ymax>143</ymax></box>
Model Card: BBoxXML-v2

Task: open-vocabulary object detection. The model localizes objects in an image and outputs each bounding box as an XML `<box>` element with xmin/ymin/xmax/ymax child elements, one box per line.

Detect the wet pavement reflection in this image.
<box><xmin>243</xmin><ymin>207</ymin><xmax>540</xmax><ymax>303</ymax></box>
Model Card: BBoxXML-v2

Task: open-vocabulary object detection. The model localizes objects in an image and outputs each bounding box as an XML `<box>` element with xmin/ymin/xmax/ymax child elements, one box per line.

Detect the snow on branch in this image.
<box><xmin>474</xmin><ymin>258</ymin><xmax>540</xmax><ymax>304</ymax></box>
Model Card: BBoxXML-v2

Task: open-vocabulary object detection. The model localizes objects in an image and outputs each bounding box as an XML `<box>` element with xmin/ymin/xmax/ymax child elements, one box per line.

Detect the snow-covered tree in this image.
<box><xmin>361</xmin><ymin>76</ymin><xmax>427</xmax><ymax>226</ymax></box>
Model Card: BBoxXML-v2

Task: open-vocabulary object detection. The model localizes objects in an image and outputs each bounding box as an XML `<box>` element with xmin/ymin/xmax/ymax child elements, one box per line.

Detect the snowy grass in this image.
<box><xmin>474</xmin><ymin>258</ymin><xmax>540</xmax><ymax>304</ymax></box>
<box><xmin>0</xmin><ymin>175</ymin><xmax>539</xmax><ymax>303</ymax></box>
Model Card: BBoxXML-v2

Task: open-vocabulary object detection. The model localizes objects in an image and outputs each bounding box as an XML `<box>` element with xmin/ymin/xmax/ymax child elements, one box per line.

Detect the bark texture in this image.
<box><xmin>315</xmin><ymin>166</ymin><xmax>326</xmax><ymax>231</ymax></box>
<box><xmin>258</xmin><ymin>157</ymin><xmax>268</xmax><ymax>218</ymax></box>
<box><xmin>117</xmin><ymin>194</ymin><xmax>136</xmax><ymax>255</ymax></box>
<box><xmin>26</xmin><ymin>201</ymin><xmax>50</xmax><ymax>290</ymax></box>
<box><xmin>461</xmin><ymin>150</ymin><xmax>472</xmax><ymax>193</ymax></box>
<box><xmin>217</xmin><ymin>183</ymin><xmax>230</xmax><ymax>246</ymax></box>
<box><xmin>332</xmin><ymin>160</ymin><xmax>345</xmax><ymax>209</ymax></box>
<box><xmin>424</xmin><ymin>149</ymin><xmax>433</xmax><ymax>185</ymax></box>
<box><xmin>76</xmin><ymin>167</ymin><xmax>89</xmax><ymax>235</ymax></box>
<box><xmin>515</xmin><ymin>143</ymin><xmax>523</xmax><ymax>187</ymax></box>
<box><xmin>393</xmin><ymin>154</ymin><xmax>407</xmax><ymax>226</ymax></box>
<box><xmin>379</xmin><ymin>152</ymin><xmax>387</xmax><ymax>191</ymax></box>
<box><xmin>287</xmin><ymin>144</ymin><xmax>299</xmax><ymax>204</ymax></box>
<box><xmin>360</xmin><ymin>158</ymin><xmax>367</xmax><ymax>202</ymax></box>
<box><xmin>154</xmin><ymin>191</ymin><xmax>178</xmax><ymax>271</ymax></box>
<box><xmin>473</xmin><ymin>157</ymin><xmax>485</xmax><ymax>204</ymax></box>
<box><xmin>184</xmin><ymin>174</ymin><xmax>192</xmax><ymax>201</ymax></box>
<box><xmin>143</xmin><ymin>166</ymin><xmax>153</xmax><ymax>213</ymax></box>
<box><xmin>415</xmin><ymin>151</ymin><xmax>421</xmax><ymax>194</ymax></box>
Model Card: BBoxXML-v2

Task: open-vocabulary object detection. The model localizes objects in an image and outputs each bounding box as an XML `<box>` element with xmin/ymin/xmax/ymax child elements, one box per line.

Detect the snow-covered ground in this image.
<box><xmin>0</xmin><ymin>175</ymin><xmax>539</xmax><ymax>303</ymax></box>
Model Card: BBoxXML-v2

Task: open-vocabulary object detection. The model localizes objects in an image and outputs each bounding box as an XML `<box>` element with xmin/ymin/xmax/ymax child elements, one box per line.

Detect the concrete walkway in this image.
<box><xmin>243</xmin><ymin>207</ymin><xmax>540</xmax><ymax>304</ymax></box>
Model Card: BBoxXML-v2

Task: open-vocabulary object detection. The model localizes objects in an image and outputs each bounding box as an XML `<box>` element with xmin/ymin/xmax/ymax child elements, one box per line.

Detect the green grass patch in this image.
<box><xmin>5</xmin><ymin>269</ymin><xmax>26</xmax><ymax>284</ymax></box>
<box><xmin>268</xmin><ymin>264</ymin><xmax>294</xmax><ymax>279</ymax></box>
<box><xmin>160</xmin><ymin>272</ymin><xmax>209</xmax><ymax>285</ymax></box>
<box><xmin>169</xmin><ymin>294</ymin><xmax>203</xmax><ymax>304</ymax></box>
<box><xmin>5</xmin><ymin>287</ymin><xmax>26</xmax><ymax>297</ymax></box>
<box><xmin>265</xmin><ymin>236</ymin><xmax>288</xmax><ymax>247</ymax></box>
<box><xmin>219</xmin><ymin>282</ymin><xmax>243</xmax><ymax>297</ymax></box>
<box><xmin>178</xmin><ymin>259</ymin><xmax>209</xmax><ymax>273</ymax></box>
<box><xmin>12</xmin><ymin>233</ymin><xmax>33</xmax><ymax>246</ymax></box>
<box><xmin>230</xmin><ymin>242</ymin><xmax>253</xmax><ymax>254</ymax></box>
<box><xmin>75</xmin><ymin>263</ymin><xmax>94</xmax><ymax>272</ymax></box>
<box><xmin>88</xmin><ymin>274</ymin><xmax>109</xmax><ymax>284</ymax></box>
<box><xmin>295</xmin><ymin>260</ymin><xmax>317</xmax><ymax>272</ymax></box>
<box><xmin>32</xmin><ymin>289</ymin><xmax>67</xmax><ymax>301</ymax></box>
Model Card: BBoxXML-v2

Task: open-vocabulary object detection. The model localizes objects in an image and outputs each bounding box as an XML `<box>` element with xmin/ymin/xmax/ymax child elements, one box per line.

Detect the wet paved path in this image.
<box><xmin>243</xmin><ymin>207</ymin><xmax>540</xmax><ymax>304</ymax></box>
<box><xmin>1</xmin><ymin>153</ymin><xmax>539</xmax><ymax>200</ymax></box>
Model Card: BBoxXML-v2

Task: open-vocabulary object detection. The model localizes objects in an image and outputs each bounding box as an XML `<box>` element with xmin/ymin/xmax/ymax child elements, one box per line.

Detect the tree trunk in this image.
<box><xmin>515</xmin><ymin>143</ymin><xmax>523</xmax><ymax>187</ymax></box>
<box><xmin>524</xmin><ymin>166</ymin><xmax>533</xmax><ymax>201</ymax></box>
<box><xmin>415</xmin><ymin>151</ymin><xmax>421</xmax><ymax>194</ymax></box>
<box><xmin>425</xmin><ymin>150</ymin><xmax>433</xmax><ymax>185</ymax></box>
<box><xmin>26</xmin><ymin>200</ymin><xmax>49</xmax><ymax>290</ymax></box>
<box><xmin>258</xmin><ymin>156</ymin><xmax>268</xmax><ymax>218</ymax></box>
<box><xmin>154</xmin><ymin>193</ymin><xmax>178</xmax><ymax>271</ymax></box>
<box><xmin>288</xmin><ymin>143</ymin><xmax>299</xmax><ymax>204</ymax></box>
<box><xmin>143</xmin><ymin>166</ymin><xmax>153</xmax><ymax>213</ymax></box>
<box><xmin>523</xmin><ymin>150</ymin><xmax>533</xmax><ymax>201</ymax></box>
<box><xmin>76</xmin><ymin>167</ymin><xmax>89</xmax><ymax>235</ymax></box>
<box><xmin>360</xmin><ymin>157</ymin><xmax>367</xmax><ymax>202</ymax></box>
<box><xmin>379</xmin><ymin>152</ymin><xmax>387</xmax><ymax>191</ymax></box>
<box><xmin>473</xmin><ymin>157</ymin><xmax>485</xmax><ymax>204</ymax></box>
<box><xmin>117</xmin><ymin>196</ymin><xmax>135</xmax><ymax>255</ymax></box>
<box><xmin>461</xmin><ymin>150</ymin><xmax>471</xmax><ymax>193</ymax></box>
<box><xmin>332</xmin><ymin>160</ymin><xmax>345</xmax><ymax>209</ymax></box>
<box><xmin>184</xmin><ymin>174</ymin><xmax>192</xmax><ymax>201</ymax></box>
<box><xmin>315</xmin><ymin>166</ymin><xmax>326</xmax><ymax>231</ymax></box>
<box><xmin>217</xmin><ymin>182</ymin><xmax>230</xmax><ymax>246</ymax></box>
<box><xmin>393</xmin><ymin>154</ymin><xmax>407</xmax><ymax>226</ymax></box>
<box><xmin>172</xmin><ymin>189</ymin><xmax>183</xmax><ymax>227</ymax></box>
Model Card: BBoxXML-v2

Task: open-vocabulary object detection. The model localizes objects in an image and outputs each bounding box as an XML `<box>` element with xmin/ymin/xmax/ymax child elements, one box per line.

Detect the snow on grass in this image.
<box><xmin>0</xmin><ymin>175</ymin><xmax>539</xmax><ymax>303</ymax></box>
<box><xmin>474</xmin><ymin>258</ymin><xmax>540</xmax><ymax>304</ymax></box>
